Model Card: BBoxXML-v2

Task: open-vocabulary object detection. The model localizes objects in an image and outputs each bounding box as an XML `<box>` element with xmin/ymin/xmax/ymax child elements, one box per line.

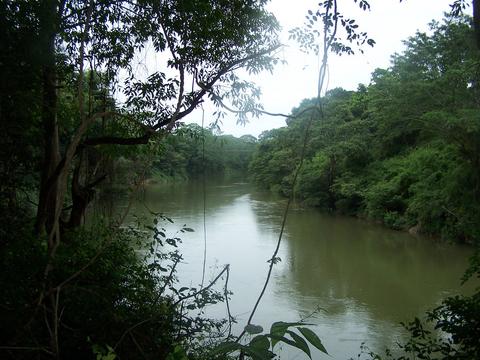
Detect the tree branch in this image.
<box><xmin>173</xmin><ymin>265</ymin><xmax>229</xmax><ymax>307</ymax></box>
<box><xmin>84</xmin><ymin>46</ymin><xmax>281</xmax><ymax>148</ymax></box>
<box><xmin>207</xmin><ymin>90</ymin><xmax>318</xmax><ymax>120</ymax></box>
<box><xmin>161</xmin><ymin>44</ymin><xmax>282</xmax><ymax>128</ymax></box>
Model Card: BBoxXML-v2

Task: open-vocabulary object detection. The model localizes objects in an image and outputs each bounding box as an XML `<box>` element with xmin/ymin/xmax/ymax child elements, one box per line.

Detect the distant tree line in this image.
<box><xmin>151</xmin><ymin>124</ymin><xmax>257</xmax><ymax>180</ymax></box>
<box><xmin>112</xmin><ymin>123</ymin><xmax>258</xmax><ymax>187</ymax></box>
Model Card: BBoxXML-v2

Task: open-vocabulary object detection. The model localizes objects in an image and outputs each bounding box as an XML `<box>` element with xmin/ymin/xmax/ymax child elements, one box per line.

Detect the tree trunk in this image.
<box><xmin>66</xmin><ymin>150</ymin><xmax>101</xmax><ymax>229</ymax></box>
<box><xmin>35</xmin><ymin>1</ymin><xmax>61</xmax><ymax>236</ymax></box>
<box><xmin>474</xmin><ymin>0</ymin><xmax>480</xmax><ymax>49</ymax></box>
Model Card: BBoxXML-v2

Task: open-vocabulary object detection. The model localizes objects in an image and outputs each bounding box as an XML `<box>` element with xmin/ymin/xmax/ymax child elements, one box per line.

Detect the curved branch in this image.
<box><xmin>173</xmin><ymin>265</ymin><xmax>229</xmax><ymax>307</ymax></box>
<box><xmin>208</xmin><ymin>91</ymin><xmax>318</xmax><ymax>120</ymax></box>
<box><xmin>162</xmin><ymin>44</ymin><xmax>282</xmax><ymax>129</ymax></box>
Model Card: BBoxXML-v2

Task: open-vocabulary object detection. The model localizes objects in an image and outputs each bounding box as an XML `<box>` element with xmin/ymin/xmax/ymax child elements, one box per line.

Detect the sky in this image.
<box><xmin>184</xmin><ymin>0</ymin><xmax>469</xmax><ymax>137</ymax></box>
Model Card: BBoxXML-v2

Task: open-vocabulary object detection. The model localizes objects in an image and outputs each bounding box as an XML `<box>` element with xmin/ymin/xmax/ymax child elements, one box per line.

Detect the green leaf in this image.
<box><xmin>166</xmin><ymin>344</ymin><xmax>188</xmax><ymax>360</ymax></box>
<box><xmin>269</xmin><ymin>322</ymin><xmax>306</xmax><ymax>348</ymax></box>
<box><xmin>270</xmin><ymin>321</ymin><xmax>308</xmax><ymax>336</ymax></box>
<box><xmin>266</xmin><ymin>334</ymin><xmax>297</xmax><ymax>349</ymax></box>
<box><xmin>298</xmin><ymin>327</ymin><xmax>328</xmax><ymax>355</ymax></box>
<box><xmin>245</xmin><ymin>324</ymin><xmax>264</xmax><ymax>335</ymax></box>
<box><xmin>286</xmin><ymin>330</ymin><xmax>311</xmax><ymax>359</ymax></box>
<box><xmin>250</xmin><ymin>335</ymin><xmax>270</xmax><ymax>351</ymax></box>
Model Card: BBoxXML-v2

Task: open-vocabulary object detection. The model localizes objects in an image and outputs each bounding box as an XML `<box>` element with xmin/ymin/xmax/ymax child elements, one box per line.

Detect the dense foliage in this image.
<box><xmin>250</xmin><ymin>17</ymin><xmax>480</xmax><ymax>243</ymax></box>
<box><xmin>1</xmin><ymin>0</ymin><xmax>479</xmax><ymax>358</ymax></box>
<box><xmin>150</xmin><ymin>124</ymin><xmax>256</xmax><ymax>181</ymax></box>
<box><xmin>0</xmin><ymin>217</ymin><xmax>231</xmax><ymax>360</ymax></box>
<box><xmin>0</xmin><ymin>0</ymin><xmax>278</xmax><ymax>358</ymax></box>
<box><xmin>111</xmin><ymin>124</ymin><xmax>257</xmax><ymax>190</ymax></box>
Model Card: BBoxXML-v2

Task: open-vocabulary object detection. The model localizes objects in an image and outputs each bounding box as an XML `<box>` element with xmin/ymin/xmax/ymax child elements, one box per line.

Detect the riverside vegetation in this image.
<box><xmin>250</xmin><ymin>17</ymin><xmax>480</xmax><ymax>244</ymax></box>
<box><xmin>1</xmin><ymin>1</ymin><xmax>479</xmax><ymax>359</ymax></box>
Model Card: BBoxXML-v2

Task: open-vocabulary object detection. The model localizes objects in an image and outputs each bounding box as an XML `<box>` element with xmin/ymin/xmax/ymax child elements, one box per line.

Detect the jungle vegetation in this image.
<box><xmin>0</xmin><ymin>0</ymin><xmax>479</xmax><ymax>359</ymax></box>
<box><xmin>0</xmin><ymin>0</ymin><xmax>279</xmax><ymax>358</ymax></box>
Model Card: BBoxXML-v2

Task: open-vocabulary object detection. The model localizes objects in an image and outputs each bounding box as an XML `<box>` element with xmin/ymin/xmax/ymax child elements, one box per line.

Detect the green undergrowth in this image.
<box><xmin>0</xmin><ymin>217</ymin><xmax>228</xmax><ymax>360</ymax></box>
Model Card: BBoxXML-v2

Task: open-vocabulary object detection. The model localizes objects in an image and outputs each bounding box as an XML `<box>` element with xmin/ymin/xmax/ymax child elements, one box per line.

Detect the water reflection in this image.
<box><xmin>97</xmin><ymin>178</ymin><xmax>476</xmax><ymax>359</ymax></box>
<box><xmin>279</xmin><ymin>210</ymin><xmax>473</xmax><ymax>322</ymax></box>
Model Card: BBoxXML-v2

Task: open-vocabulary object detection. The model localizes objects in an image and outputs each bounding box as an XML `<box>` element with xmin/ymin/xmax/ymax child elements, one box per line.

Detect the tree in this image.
<box><xmin>1</xmin><ymin>0</ymin><xmax>280</xmax><ymax>245</ymax></box>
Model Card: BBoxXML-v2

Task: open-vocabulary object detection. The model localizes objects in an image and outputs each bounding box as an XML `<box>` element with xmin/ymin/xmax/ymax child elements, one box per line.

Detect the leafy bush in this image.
<box><xmin>0</xmin><ymin>219</ymin><xmax>226</xmax><ymax>360</ymax></box>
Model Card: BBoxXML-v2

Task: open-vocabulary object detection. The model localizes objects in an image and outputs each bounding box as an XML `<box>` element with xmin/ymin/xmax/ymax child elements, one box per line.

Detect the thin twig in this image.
<box><xmin>204</xmin><ymin>86</ymin><xmax>318</xmax><ymax>121</ymax></box>
<box><xmin>53</xmin><ymin>288</ymin><xmax>60</xmax><ymax>358</ymax></box>
<box><xmin>224</xmin><ymin>265</ymin><xmax>233</xmax><ymax>338</ymax></box>
<box><xmin>173</xmin><ymin>265</ymin><xmax>229</xmax><ymax>307</ymax></box>
<box><xmin>157</xmin><ymin>256</ymin><xmax>181</xmax><ymax>298</ymax></box>
<box><xmin>299</xmin><ymin>305</ymin><xmax>326</xmax><ymax>323</ymax></box>
<box><xmin>129</xmin><ymin>332</ymin><xmax>148</xmax><ymax>360</ymax></box>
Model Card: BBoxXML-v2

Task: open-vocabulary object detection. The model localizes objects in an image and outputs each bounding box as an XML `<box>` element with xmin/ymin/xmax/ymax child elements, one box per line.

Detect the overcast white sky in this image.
<box><xmin>184</xmin><ymin>0</ymin><xmax>470</xmax><ymax>137</ymax></box>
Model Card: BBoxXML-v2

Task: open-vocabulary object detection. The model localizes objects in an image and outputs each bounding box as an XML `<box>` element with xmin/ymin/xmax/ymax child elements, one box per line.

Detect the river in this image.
<box><xmin>99</xmin><ymin>177</ymin><xmax>476</xmax><ymax>359</ymax></box>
